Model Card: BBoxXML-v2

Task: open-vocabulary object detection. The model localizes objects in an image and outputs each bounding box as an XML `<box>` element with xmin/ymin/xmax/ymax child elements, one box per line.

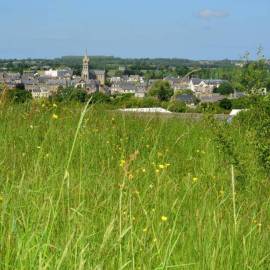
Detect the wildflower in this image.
<box><xmin>142</xmin><ymin>168</ymin><xmax>146</xmax><ymax>173</ymax></box>
<box><xmin>165</xmin><ymin>163</ymin><xmax>171</xmax><ymax>168</ymax></box>
<box><xmin>157</xmin><ymin>152</ymin><xmax>163</xmax><ymax>157</ymax></box>
<box><xmin>155</xmin><ymin>169</ymin><xmax>160</xmax><ymax>174</ymax></box>
<box><xmin>143</xmin><ymin>228</ymin><xmax>148</xmax><ymax>233</ymax></box>
<box><xmin>146</xmin><ymin>144</ymin><xmax>150</xmax><ymax>148</ymax></box>
<box><xmin>149</xmin><ymin>184</ymin><xmax>154</xmax><ymax>189</ymax></box>
<box><xmin>161</xmin><ymin>216</ymin><xmax>168</xmax><ymax>222</ymax></box>
<box><xmin>153</xmin><ymin>238</ymin><xmax>157</xmax><ymax>242</ymax></box>
<box><xmin>128</xmin><ymin>173</ymin><xmax>134</xmax><ymax>180</ymax></box>
<box><xmin>30</xmin><ymin>125</ymin><xmax>34</xmax><ymax>129</ymax></box>
<box><xmin>52</xmin><ymin>114</ymin><xmax>58</xmax><ymax>120</ymax></box>
<box><xmin>192</xmin><ymin>177</ymin><xmax>198</xmax><ymax>183</ymax></box>
<box><xmin>37</xmin><ymin>146</ymin><xmax>41</xmax><ymax>149</ymax></box>
<box><xmin>106</xmin><ymin>141</ymin><xmax>110</xmax><ymax>144</ymax></box>
<box><xmin>119</xmin><ymin>159</ymin><xmax>126</xmax><ymax>167</ymax></box>
<box><xmin>158</xmin><ymin>164</ymin><xmax>165</xmax><ymax>169</ymax></box>
<box><xmin>42</xmin><ymin>103</ymin><xmax>45</xmax><ymax>107</ymax></box>
<box><xmin>53</xmin><ymin>103</ymin><xmax>57</xmax><ymax>108</ymax></box>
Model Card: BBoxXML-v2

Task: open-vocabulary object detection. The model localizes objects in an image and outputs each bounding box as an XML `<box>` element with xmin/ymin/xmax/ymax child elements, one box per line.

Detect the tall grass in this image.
<box><xmin>0</xmin><ymin>102</ymin><xmax>269</xmax><ymax>269</ymax></box>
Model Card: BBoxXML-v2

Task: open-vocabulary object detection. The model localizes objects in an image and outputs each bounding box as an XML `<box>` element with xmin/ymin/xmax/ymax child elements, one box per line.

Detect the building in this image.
<box><xmin>81</xmin><ymin>49</ymin><xmax>90</xmax><ymax>81</ymax></box>
<box><xmin>92</xmin><ymin>70</ymin><xmax>106</xmax><ymax>86</ymax></box>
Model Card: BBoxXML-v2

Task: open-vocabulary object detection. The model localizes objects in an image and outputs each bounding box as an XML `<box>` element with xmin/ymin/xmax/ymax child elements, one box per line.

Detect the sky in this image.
<box><xmin>0</xmin><ymin>0</ymin><xmax>269</xmax><ymax>60</ymax></box>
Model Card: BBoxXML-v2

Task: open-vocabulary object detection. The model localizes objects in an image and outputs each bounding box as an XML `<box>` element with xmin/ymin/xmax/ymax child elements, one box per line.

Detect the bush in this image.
<box><xmin>51</xmin><ymin>87</ymin><xmax>88</xmax><ymax>103</ymax></box>
<box><xmin>7</xmin><ymin>88</ymin><xmax>32</xmax><ymax>103</ymax></box>
<box><xmin>219</xmin><ymin>98</ymin><xmax>232</xmax><ymax>110</ymax></box>
<box><xmin>167</xmin><ymin>100</ymin><xmax>187</xmax><ymax>113</ymax></box>
<box><xmin>213</xmin><ymin>82</ymin><xmax>234</xmax><ymax>95</ymax></box>
<box><xmin>149</xmin><ymin>80</ymin><xmax>174</xmax><ymax>101</ymax></box>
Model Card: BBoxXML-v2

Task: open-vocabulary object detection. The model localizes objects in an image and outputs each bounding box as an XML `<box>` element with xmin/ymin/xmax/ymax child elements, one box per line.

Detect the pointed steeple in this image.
<box><xmin>82</xmin><ymin>49</ymin><xmax>89</xmax><ymax>81</ymax></box>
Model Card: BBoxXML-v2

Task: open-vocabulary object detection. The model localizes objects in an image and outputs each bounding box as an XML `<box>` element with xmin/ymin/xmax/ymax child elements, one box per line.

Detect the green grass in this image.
<box><xmin>0</xmin><ymin>102</ymin><xmax>270</xmax><ymax>269</ymax></box>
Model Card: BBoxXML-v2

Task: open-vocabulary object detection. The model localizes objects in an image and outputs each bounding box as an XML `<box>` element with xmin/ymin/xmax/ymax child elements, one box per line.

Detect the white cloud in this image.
<box><xmin>198</xmin><ymin>9</ymin><xmax>229</xmax><ymax>19</ymax></box>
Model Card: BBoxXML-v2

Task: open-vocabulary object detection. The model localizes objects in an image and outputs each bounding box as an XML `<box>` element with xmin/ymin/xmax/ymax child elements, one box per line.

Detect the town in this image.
<box><xmin>1</xmin><ymin>50</ymin><xmax>262</xmax><ymax>109</ymax></box>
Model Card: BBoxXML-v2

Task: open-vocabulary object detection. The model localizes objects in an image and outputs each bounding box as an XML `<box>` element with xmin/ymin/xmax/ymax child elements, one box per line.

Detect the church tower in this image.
<box><xmin>81</xmin><ymin>49</ymin><xmax>89</xmax><ymax>81</ymax></box>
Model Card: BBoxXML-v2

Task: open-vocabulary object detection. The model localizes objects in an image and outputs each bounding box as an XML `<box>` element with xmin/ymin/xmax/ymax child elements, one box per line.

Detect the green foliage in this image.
<box><xmin>213</xmin><ymin>82</ymin><xmax>234</xmax><ymax>95</ymax></box>
<box><xmin>89</xmin><ymin>92</ymin><xmax>110</xmax><ymax>104</ymax></box>
<box><xmin>51</xmin><ymin>86</ymin><xmax>88</xmax><ymax>103</ymax></box>
<box><xmin>196</xmin><ymin>102</ymin><xmax>225</xmax><ymax>114</ymax></box>
<box><xmin>167</xmin><ymin>100</ymin><xmax>187</xmax><ymax>112</ymax></box>
<box><xmin>238</xmin><ymin>50</ymin><xmax>270</xmax><ymax>94</ymax></box>
<box><xmin>235</xmin><ymin>95</ymin><xmax>270</xmax><ymax>174</ymax></box>
<box><xmin>7</xmin><ymin>88</ymin><xmax>32</xmax><ymax>103</ymax></box>
<box><xmin>219</xmin><ymin>98</ymin><xmax>232</xmax><ymax>110</ymax></box>
<box><xmin>149</xmin><ymin>80</ymin><xmax>174</xmax><ymax>101</ymax></box>
<box><xmin>0</xmin><ymin>103</ymin><xmax>269</xmax><ymax>268</ymax></box>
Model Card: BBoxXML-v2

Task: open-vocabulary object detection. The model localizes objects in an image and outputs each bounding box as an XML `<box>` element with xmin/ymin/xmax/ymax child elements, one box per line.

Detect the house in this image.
<box><xmin>190</xmin><ymin>78</ymin><xmax>226</xmax><ymax>95</ymax></box>
<box><xmin>111</xmin><ymin>81</ymin><xmax>146</xmax><ymax>97</ymax></box>
<box><xmin>199</xmin><ymin>94</ymin><xmax>225</xmax><ymax>103</ymax></box>
<box><xmin>175</xmin><ymin>93</ymin><xmax>196</xmax><ymax>105</ymax></box>
<box><xmin>164</xmin><ymin>77</ymin><xmax>190</xmax><ymax>91</ymax></box>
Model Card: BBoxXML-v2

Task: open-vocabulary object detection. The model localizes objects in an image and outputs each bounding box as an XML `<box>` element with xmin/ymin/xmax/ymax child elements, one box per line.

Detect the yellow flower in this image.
<box><xmin>52</xmin><ymin>114</ymin><xmax>58</xmax><ymax>120</ymax></box>
<box><xmin>155</xmin><ymin>169</ymin><xmax>160</xmax><ymax>174</ymax></box>
<box><xmin>53</xmin><ymin>103</ymin><xmax>57</xmax><ymax>108</ymax></box>
<box><xmin>161</xmin><ymin>216</ymin><xmax>168</xmax><ymax>222</ymax></box>
<box><xmin>158</xmin><ymin>164</ymin><xmax>165</xmax><ymax>169</ymax></box>
<box><xmin>192</xmin><ymin>177</ymin><xmax>198</xmax><ymax>183</ymax></box>
<box><xmin>120</xmin><ymin>159</ymin><xmax>126</xmax><ymax>167</ymax></box>
<box><xmin>142</xmin><ymin>168</ymin><xmax>146</xmax><ymax>173</ymax></box>
<box><xmin>143</xmin><ymin>228</ymin><xmax>148</xmax><ymax>233</ymax></box>
<box><xmin>42</xmin><ymin>103</ymin><xmax>45</xmax><ymax>107</ymax></box>
<box><xmin>165</xmin><ymin>163</ymin><xmax>171</xmax><ymax>168</ymax></box>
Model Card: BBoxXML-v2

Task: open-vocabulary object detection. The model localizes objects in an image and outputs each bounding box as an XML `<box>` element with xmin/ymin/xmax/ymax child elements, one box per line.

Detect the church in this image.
<box><xmin>77</xmin><ymin>50</ymin><xmax>106</xmax><ymax>93</ymax></box>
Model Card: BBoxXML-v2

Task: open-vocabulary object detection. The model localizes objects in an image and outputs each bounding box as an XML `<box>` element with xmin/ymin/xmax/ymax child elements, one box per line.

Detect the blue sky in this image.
<box><xmin>0</xmin><ymin>0</ymin><xmax>269</xmax><ymax>59</ymax></box>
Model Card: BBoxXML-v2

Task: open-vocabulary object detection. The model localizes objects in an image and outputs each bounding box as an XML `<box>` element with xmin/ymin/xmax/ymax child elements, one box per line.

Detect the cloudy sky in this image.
<box><xmin>0</xmin><ymin>0</ymin><xmax>269</xmax><ymax>59</ymax></box>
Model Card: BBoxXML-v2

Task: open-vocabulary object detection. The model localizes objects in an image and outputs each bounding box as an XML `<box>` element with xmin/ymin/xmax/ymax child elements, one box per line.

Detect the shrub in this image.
<box><xmin>219</xmin><ymin>98</ymin><xmax>232</xmax><ymax>110</ymax></box>
<box><xmin>7</xmin><ymin>88</ymin><xmax>32</xmax><ymax>103</ymax></box>
<box><xmin>167</xmin><ymin>100</ymin><xmax>187</xmax><ymax>113</ymax></box>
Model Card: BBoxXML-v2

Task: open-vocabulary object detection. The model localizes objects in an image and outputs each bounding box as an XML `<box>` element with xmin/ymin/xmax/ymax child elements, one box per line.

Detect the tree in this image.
<box><xmin>51</xmin><ymin>87</ymin><xmax>88</xmax><ymax>103</ymax></box>
<box><xmin>15</xmin><ymin>83</ymin><xmax>25</xmax><ymax>90</ymax></box>
<box><xmin>213</xmin><ymin>82</ymin><xmax>234</xmax><ymax>95</ymax></box>
<box><xmin>219</xmin><ymin>98</ymin><xmax>232</xmax><ymax>110</ymax></box>
<box><xmin>7</xmin><ymin>88</ymin><xmax>32</xmax><ymax>103</ymax></box>
<box><xmin>239</xmin><ymin>48</ymin><xmax>270</xmax><ymax>94</ymax></box>
<box><xmin>149</xmin><ymin>80</ymin><xmax>174</xmax><ymax>101</ymax></box>
<box><xmin>167</xmin><ymin>100</ymin><xmax>187</xmax><ymax>113</ymax></box>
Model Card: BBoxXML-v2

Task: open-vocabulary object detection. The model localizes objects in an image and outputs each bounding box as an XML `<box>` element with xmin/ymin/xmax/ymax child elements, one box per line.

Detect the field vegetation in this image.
<box><xmin>0</xmin><ymin>98</ymin><xmax>270</xmax><ymax>269</ymax></box>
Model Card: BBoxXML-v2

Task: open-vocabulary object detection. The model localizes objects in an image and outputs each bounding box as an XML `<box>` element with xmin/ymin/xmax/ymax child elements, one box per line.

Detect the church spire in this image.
<box><xmin>81</xmin><ymin>49</ymin><xmax>89</xmax><ymax>81</ymax></box>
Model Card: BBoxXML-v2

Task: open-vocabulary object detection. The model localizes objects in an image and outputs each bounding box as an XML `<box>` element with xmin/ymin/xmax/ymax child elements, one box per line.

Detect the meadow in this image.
<box><xmin>0</xmin><ymin>102</ymin><xmax>270</xmax><ymax>269</ymax></box>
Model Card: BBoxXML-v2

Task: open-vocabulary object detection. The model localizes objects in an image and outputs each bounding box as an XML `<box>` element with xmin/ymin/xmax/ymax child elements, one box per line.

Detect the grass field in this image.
<box><xmin>0</xmin><ymin>102</ymin><xmax>270</xmax><ymax>269</ymax></box>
